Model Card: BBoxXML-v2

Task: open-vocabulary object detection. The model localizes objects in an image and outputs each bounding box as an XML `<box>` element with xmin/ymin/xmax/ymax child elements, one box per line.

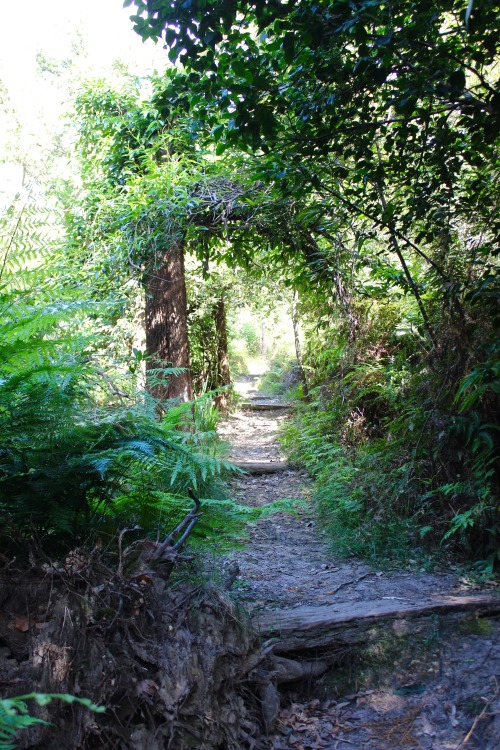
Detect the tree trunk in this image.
<box><xmin>255</xmin><ymin>594</ymin><xmax>500</xmax><ymax>654</ymax></box>
<box><xmin>292</xmin><ymin>289</ymin><xmax>309</xmax><ymax>397</ymax></box>
<box><xmin>261</xmin><ymin>321</ymin><xmax>267</xmax><ymax>359</ymax></box>
<box><xmin>214</xmin><ymin>294</ymin><xmax>231</xmax><ymax>409</ymax></box>
<box><xmin>374</xmin><ymin>171</ymin><xmax>437</xmax><ymax>348</ymax></box>
<box><xmin>145</xmin><ymin>241</ymin><xmax>193</xmax><ymax>402</ymax></box>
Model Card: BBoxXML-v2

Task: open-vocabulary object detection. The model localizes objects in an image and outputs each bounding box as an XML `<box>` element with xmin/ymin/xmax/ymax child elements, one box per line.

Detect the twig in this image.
<box><xmin>0</xmin><ymin>556</ymin><xmax>18</xmax><ymax>572</ymax></box>
<box><xmin>172</xmin><ymin>584</ymin><xmax>203</xmax><ymax>611</ymax></box>
<box><xmin>329</xmin><ymin>573</ymin><xmax>372</xmax><ymax>596</ymax></box>
<box><xmin>333</xmin><ymin>736</ymin><xmax>359</xmax><ymax>747</ymax></box>
<box><xmin>95</xmin><ymin>366</ymin><xmax>133</xmax><ymax>405</ymax></box>
<box><xmin>105</xmin><ymin>595</ymin><xmax>124</xmax><ymax>632</ymax></box>
<box><xmin>151</xmin><ymin>490</ymin><xmax>201</xmax><ymax>560</ymax></box>
<box><xmin>170</xmin><ymin>516</ymin><xmax>199</xmax><ymax>552</ymax></box>
<box><xmin>455</xmin><ymin>701</ymin><xmax>497</xmax><ymax>749</ymax></box>
<box><xmin>118</xmin><ymin>528</ymin><xmax>139</xmax><ymax>577</ymax></box>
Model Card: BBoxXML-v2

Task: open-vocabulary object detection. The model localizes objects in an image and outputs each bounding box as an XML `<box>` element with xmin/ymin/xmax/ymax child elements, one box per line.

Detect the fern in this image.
<box><xmin>0</xmin><ymin>187</ymin><xmax>244</xmax><ymax>555</ymax></box>
<box><xmin>0</xmin><ymin>693</ymin><xmax>104</xmax><ymax>750</ymax></box>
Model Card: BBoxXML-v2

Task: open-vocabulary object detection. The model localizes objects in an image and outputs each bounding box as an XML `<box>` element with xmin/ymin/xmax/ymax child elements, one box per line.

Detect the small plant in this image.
<box><xmin>0</xmin><ymin>693</ymin><xmax>104</xmax><ymax>750</ymax></box>
<box><xmin>0</xmin><ymin>203</ymin><xmax>246</xmax><ymax>558</ymax></box>
<box><xmin>460</xmin><ymin>615</ymin><xmax>492</xmax><ymax>636</ymax></box>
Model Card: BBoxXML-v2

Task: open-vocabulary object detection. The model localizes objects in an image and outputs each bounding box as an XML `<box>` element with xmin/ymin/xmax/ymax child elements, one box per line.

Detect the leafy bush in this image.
<box><xmin>282</xmin><ymin>290</ymin><xmax>500</xmax><ymax>567</ymax></box>
<box><xmin>0</xmin><ymin>291</ymin><xmax>236</xmax><ymax>553</ymax></box>
<box><xmin>0</xmin><ymin>693</ymin><xmax>104</xmax><ymax>750</ymax></box>
<box><xmin>0</xmin><ymin>193</ymin><xmax>242</xmax><ymax>558</ymax></box>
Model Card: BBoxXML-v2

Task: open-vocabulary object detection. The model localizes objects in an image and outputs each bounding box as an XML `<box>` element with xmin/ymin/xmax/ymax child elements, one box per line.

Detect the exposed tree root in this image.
<box><xmin>0</xmin><ymin>537</ymin><xmax>276</xmax><ymax>749</ymax></box>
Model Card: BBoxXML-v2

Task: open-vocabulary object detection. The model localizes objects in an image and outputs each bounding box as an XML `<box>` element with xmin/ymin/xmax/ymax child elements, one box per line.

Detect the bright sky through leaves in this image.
<box><xmin>0</xmin><ymin>0</ymin><xmax>163</xmax><ymax>98</ymax></box>
<box><xmin>0</xmin><ymin>0</ymin><xmax>165</xmax><ymax>203</ymax></box>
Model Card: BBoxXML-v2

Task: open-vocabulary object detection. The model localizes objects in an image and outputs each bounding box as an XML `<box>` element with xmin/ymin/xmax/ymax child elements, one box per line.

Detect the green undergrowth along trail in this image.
<box><xmin>0</xmin><ymin>263</ymin><xmax>236</xmax><ymax>555</ymax></box>
<box><xmin>282</xmin><ymin>406</ymin><xmax>422</xmax><ymax>566</ymax></box>
<box><xmin>0</xmin><ymin>191</ymin><xmax>284</xmax><ymax>564</ymax></box>
<box><xmin>0</xmin><ymin>291</ymin><xmax>293</xmax><ymax>558</ymax></box>
<box><xmin>281</xmin><ymin>293</ymin><xmax>500</xmax><ymax>570</ymax></box>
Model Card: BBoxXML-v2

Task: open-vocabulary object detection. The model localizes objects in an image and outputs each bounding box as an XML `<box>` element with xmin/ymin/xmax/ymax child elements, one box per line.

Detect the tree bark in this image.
<box><xmin>145</xmin><ymin>241</ymin><xmax>193</xmax><ymax>402</ymax></box>
<box><xmin>374</xmin><ymin>170</ymin><xmax>437</xmax><ymax>348</ymax></box>
<box><xmin>214</xmin><ymin>294</ymin><xmax>231</xmax><ymax>408</ymax></box>
<box><xmin>291</xmin><ymin>289</ymin><xmax>309</xmax><ymax>397</ymax></box>
<box><xmin>255</xmin><ymin>594</ymin><xmax>500</xmax><ymax>654</ymax></box>
<box><xmin>233</xmin><ymin>460</ymin><xmax>288</xmax><ymax>474</ymax></box>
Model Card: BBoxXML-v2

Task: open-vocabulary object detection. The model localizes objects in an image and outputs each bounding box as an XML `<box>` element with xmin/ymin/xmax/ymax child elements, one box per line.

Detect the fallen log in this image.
<box><xmin>241</xmin><ymin>401</ymin><xmax>292</xmax><ymax>411</ymax></box>
<box><xmin>255</xmin><ymin>594</ymin><xmax>500</xmax><ymax>654</ymax></box>
<box><xmin>233</xmin><ymin>460</ymin><xmax>288</xmax><ymax>474</ymax></box>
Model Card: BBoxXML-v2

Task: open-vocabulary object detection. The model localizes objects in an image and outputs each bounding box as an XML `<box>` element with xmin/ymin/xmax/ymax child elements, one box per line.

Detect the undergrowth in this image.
<box><xmin>0</xmin><ymin>190</ymin><xmax>256</xmax><ymax>562</ymax></box>
<box><xmin>0</xmin><ymin>694</ymin><xmax>104</xmax><ymax>750</ymax></box>
<box><xmin>281</xmin><ymin>289</ymin><xmax>500</xmax><ymax>569</ymax></box>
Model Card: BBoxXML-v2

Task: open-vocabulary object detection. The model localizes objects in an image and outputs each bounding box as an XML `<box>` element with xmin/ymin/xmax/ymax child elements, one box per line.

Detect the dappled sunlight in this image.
<box><xmin>1</xmin><ymin>0</ymin><xmax>498</xmax><ymax>746</ymax></box>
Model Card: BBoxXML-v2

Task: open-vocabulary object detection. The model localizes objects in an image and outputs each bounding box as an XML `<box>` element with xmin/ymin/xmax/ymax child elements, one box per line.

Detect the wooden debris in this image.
<box><xmin>255</xmin><ymin>594</ymin><xmax>500</xmax><ymax>653</ymax></box>
<box><xmin>271</xmin><ymin>655</ymin><xmax>329</xmax><ymax>683</ymax></box>
<box><xmin>260</xmin><ymin>682</ymin><xmax>281</xmax><ymax>732</ymax></box>
<box><xmin>234</xmin><ymin>460</ymin><xmax>288</xmax><ymax>474</ymax></box>
<box><xmin>240</xmin><ymin>401</ymin><xmax>292</xmax><ymax>411</ymax></box>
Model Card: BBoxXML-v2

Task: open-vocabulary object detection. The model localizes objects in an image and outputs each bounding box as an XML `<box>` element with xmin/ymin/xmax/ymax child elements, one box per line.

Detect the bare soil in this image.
<box><xmin>220</xmin><ymin>375</ymin><xmax>500</xmax><ymax>750</ymax></box>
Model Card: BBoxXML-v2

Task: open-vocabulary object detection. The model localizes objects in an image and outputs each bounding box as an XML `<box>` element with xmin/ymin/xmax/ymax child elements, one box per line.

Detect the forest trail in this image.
<box><xmin>219</xmin><ymin>375</ymin><xmax>500</xmax><ymax>750</ymax></box>
<box><xmin>219</xmin><ymin>374</ymin><xmax>481</xmax><ymax>617</ymax></box>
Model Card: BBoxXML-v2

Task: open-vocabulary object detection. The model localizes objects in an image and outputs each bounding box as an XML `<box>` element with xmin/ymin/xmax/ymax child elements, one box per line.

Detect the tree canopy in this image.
<box><xmin>120</xmin><ymin>0</ymin><xmax>500</xmax><ymax>560</ymax></box>
<box><xmin>127</xmin><ymin>0</ymin><xmax>499</xmax><ymax>336</ymax></box>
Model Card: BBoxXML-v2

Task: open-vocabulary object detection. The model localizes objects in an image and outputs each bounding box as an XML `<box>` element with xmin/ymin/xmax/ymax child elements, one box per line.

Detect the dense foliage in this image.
<box><xmin>1</xmin><ymin>0</ymin><xmax>498</xmax><ymax>568</ymax></box>
<box><xmin>0</xmin><ymin>188</ymin><xmax>247</xmax><ymax>558</ymax></box>
<box><xmin>127</xmin><ymin>0</ymin><xmax>499</xmax><ymax>565</ymax></box>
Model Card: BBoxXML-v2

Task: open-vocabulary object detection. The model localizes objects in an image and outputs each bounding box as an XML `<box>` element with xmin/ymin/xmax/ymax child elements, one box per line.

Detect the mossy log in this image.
<box><xmin>254</xmin><ymin>594</ymin><xmax>500</xmax><ymax>655</ymax></box>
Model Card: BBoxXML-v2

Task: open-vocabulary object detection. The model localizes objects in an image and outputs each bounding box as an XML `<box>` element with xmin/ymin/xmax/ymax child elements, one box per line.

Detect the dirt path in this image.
<box><xmin>220</xmin><ymin>375</ymin><xmax>500</xmax><ymax>750</ymax></box>
<box><xmin>220</xmin><ymin>375</ymin><xmax>465</xmax><ymax>613</ymax></box>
